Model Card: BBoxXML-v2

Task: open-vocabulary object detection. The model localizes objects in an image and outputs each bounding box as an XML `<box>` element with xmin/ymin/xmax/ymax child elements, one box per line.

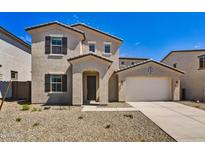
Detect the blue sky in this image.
<box><xmin>1</xmin><ymin>12</ymin><xmax>205</xmax><ymax>61</ymax></box>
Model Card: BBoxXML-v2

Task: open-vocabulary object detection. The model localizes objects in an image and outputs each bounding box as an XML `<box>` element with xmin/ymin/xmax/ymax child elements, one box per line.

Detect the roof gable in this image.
<box><xmin>26</xmin><ymin>21</ymin><xmax>85</xmax><ymax>40</ymax></box>
<box><xmin>161</xmin><ymin>49</ymin><xmax>205</xmax><ymax>62</ymax></box>
<box><xmin>0</xmin><ymin>26</ymin><xmax>31</xmax><ymax>50</ymax></box>
<box><xmin>67</xmin><ymin>52</ymin><xmax>113</xmax><ymax>64</ymax></box>
<box><xmin>71</xmin><ymin>23</ymin><xmax>123</xmax><ymax>42</ymax></box>
<box><xmin>116</xmin><ymin>59</ymin><xmax>184</xmax><ymax>74</ymax></box>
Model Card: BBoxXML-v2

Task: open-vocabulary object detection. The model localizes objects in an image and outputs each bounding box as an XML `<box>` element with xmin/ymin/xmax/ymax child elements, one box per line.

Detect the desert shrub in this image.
<box><xmin>21</xmin><ymin>104</ymin><xmax>30</xmax><ymax>111</ymax></box>
<box><xmin>43</xmin><ymin>107</ymin><xmax>51</xmax><ymax>110</ymax></box>
<box><xmin>78</xmin><ymin>116</ymin><xmax>83</xmax><ymax>119</ymax></box>
<box><xmin>104</xmin><ymin>124</ymin><xmax>111</xmax><ymax>129</ymax></box>
<box><xmin>16</xmin><ymin>117</ymin><xmax>22</xmax><ymax>122</ymax></box>
<box><xmin>31</xmin><ymin>107</ymin><xmax>37</xmax><ymax>112</ymax></box>
<box><xmin>32</xmin><ymin>122</ymin><xmax>40</xmax><ymax>127</ymax></box>
<box><xmin>123</xmin><ymin>114</ymin><xmax>133</xmax><ymax>119</ymax></box>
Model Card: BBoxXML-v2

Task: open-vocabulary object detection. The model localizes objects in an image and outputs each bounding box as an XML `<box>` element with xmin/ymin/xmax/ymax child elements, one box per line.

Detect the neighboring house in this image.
<box><xmin>26</xmin><ymin>21</ymin><xmax>184</xmax><ymax>105</ymax></box>
<box><xmin>0</xmin><ymin>26</ymin><xmax>31</xmax><ymax>99</ymax></box>
<box><xmin>162</xmin><ymin>50</ymin><xmax>205</xmax><ymax>102</ymax></box>
<box><xmin>119</xmin><ymin>57</ymin><xmax>149</xmax><ymax>69</ymax></box>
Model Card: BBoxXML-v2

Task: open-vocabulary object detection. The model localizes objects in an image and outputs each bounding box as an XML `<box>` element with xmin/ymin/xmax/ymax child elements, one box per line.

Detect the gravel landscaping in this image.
<box><xmin>0</xmin><ymin>102</ymin><xmax>175</xmax><ymax>142</ymax></box>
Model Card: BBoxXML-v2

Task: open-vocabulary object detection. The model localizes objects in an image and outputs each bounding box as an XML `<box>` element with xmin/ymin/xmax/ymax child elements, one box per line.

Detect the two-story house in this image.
<box><xmin>26</xmin><ymin>21</ymin><xmax>184</xmax><ymax>105</ymax></box>
<box><xmin>162</xmin><ymin>50</ymin><xmax>205</xmax><ymax>102</ymax></box>
<box><xmin>0</xmin><ymin>26</ymin><xmax>31</xmax><ymax>99</ymax></box>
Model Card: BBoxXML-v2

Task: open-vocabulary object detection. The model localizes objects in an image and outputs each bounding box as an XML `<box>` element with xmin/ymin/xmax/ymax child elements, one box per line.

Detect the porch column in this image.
<box><xmin>99</xmin><ymin>77</ymin><xmax>108</xmax><ymax>104</ymax></box>
<box><xmin>173</xmin><ymin>79</ymin><xmax>180</xmax><ymax>101</ymax></box>
<box><xmin>72</xmin><ymin>71</ymin><xmax>83</xmax><ymax>105</ymax></box>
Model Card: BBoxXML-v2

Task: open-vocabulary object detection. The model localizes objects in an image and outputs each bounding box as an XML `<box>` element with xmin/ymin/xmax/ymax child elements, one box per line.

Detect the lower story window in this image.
<box><xmin>11</xmin><ymin>71</ymin><xmax>18</xmax><ymax>80</ymax></box>
<box><xmin>45</xmin><ymin>74</ymin><xmax>67</xmax><ymax>92</ymax></box>
<box><xmin>51</xmin><ymin>75</ymin><xmax>62</xmax><ymax>92</ymax></box>
<box><xmin>199</xmin><ymin>55</ymin><xmax>205</xmax><ymax>69</ymax></box>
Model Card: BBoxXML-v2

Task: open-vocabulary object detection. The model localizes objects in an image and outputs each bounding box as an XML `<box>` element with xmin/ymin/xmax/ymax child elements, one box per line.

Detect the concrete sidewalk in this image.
<box><xmin>128</xmin><ymin>101</ymin><xmax>205</xmax><ymax>142</ymax></box>
<box><xmin>82</xmin><ymin>105</ymin><xmax>138</xmax><ymax>112</ymax></box>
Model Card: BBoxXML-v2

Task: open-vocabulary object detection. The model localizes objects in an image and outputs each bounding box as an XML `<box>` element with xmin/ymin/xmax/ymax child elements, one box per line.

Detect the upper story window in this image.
<box><xmin>173</xmin><ymin>63</ymin><xmax>177</xmax><ymax>68</ymax></box>
<box><xmin>88</xmin><ymin>42</ymin><xmax>96</xmax><ymax>52</ymax></box>
<box><xmin>45</xmin><ymin>36</ymin><xmax>67</xmax><ymax>55</ymax></box>
<box><xmin>11</xmin><ymin>71</ymin><xmax>18</xmax><ymax>80</ymax></box>
<box><xmin>199</xmin><ymin>55</ymin><xmax>205</xmax><ymax>69</ymax></box>
<box><xmin>104</xmin><ymin>42</ymin><xmax>111</xmax><ymax>54</ymax></box>
<box><xmin>51</xmin><ymin>37</ymin><xmax>62</xmax><ymax>54</ymax></box>
<box><xmin>121</xmin><ymin>61</ymin><xmax>125</xmax><ymax>65</ymax></box>
<box><xmin>131</xmin><ymin>62</ymin><xmax>135</xmax><ymax>65</ymax></box>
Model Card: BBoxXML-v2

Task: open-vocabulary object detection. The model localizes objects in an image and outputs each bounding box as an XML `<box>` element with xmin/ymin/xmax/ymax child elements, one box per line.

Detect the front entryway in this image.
<box><xmin>87</xmin><ymin>76</ymin><xmax>96</xmax><ymax>100</ymax></box>
<box><xmin>83</xmin><ymin>71</ymin><xmax>99</xmax><ymax>104</ymax></box>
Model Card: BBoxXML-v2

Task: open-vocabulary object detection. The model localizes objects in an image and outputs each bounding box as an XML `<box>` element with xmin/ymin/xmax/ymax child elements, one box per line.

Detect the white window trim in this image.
<box><xmin>51</xmin><ymin>37</ymin><xmax>63</xmax><ymax>55</ymax></box>
<box><xmin>88</xmin><ymin>41</ymin><xmax>96</xmax><ymax>52</ymax></box>
<box><xmin>88</xmin><ymin>41</ymin><xmax>96</xmax><ymax>44</ymax></box>
<box><xmin>50</xmin><ymin>75</ymin><xmax>63</xmax><ymax>93</ymax></box>
<box><xmin>104</xmin><ymin>42</ymin><xmax>112</xmax><ymax>45</ymax></box>
<box><xmin>49</xmin><ymin>34</ymin><xmax>64</xmax><ymax>37</ymax></box>
<box><xmin>104</xmin><ymin>42</ymin><xmax>112</xmax><ymax>54</ymax></box>
<box><xmin>11</xmin><ymin>71</ymin><xmax>18</xmax><ymax>80</ymax></box>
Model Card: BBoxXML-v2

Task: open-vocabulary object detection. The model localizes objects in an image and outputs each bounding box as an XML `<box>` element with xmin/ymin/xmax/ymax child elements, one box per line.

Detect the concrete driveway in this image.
<box><xmin>128</xmin><ymin>101</ymin><xmax>205</xmax><ymax>142</ymax></box>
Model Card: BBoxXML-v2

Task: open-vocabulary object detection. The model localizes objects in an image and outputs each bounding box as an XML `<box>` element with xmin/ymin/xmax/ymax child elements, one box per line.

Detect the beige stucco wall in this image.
<box><xmin>0</xmin><ymin>31</ymin><xmax>31</xmax><ymax>98</ymax></box>
<box><xmin>72</xmin><ymin>25</ymin><xmax>121</xmax><ymax>62</ymax></box>
<box><xmin>162</xmin><ymin>51</ymin><xmax>205</xmax><ymax>101</ymax></box>
<box><xmin>117</xmin><ymin>62</ymin><xmax>182</xmax><ymax>102</ymax></box>
<box><xmin>30</xmin><ymin>24</ymin><xmax>121</xmax><ymax>104</ymax></box>
<box><xmin>71</xmin><ymin>56</ymin><xmax>113</xmax><ymax>105</ymax></box>
<box><xmin>82</xmin><ymin>26</ymin><xmax>121</xmax><ymax>102</ymax></box>
<box><xmin>30</xmin><ymin>25</ymin><xmax>83</xmax><ymax>104</ymax></box>
<box><xmin>70</xmin><ymin>25</ymin><xmax>121</xmax><ymax>104</ymax></box>
<box><xmin>0</xmin><ymin>31</ymin><xmax>31</xmax><ymax>82</ymax></box>
<box><xmin>108</xmin><ymin>73</ymin><xmax>118</xmax><ymax>102</ymax></box>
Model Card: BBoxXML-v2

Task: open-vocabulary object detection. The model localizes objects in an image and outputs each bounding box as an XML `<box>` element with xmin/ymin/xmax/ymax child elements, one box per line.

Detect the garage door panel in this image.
<box><xmin>126</xmin><ymin>77</ymin><xmax>171</xmax><ymax>101</ymax></box>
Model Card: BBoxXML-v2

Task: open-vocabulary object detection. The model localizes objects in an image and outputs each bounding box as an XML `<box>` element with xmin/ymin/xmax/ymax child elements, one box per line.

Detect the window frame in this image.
<box><xmin>121</xmin><ymin>61</ymin><xmax>125</xmax><ymax>65</ymax></box>
<box><xmin>131</xmin><ymin>61</ymin><xmax>135</xmax><ymax>65</ymax></box>
<box><xmin>104</xmin><ymin>42</ymin><xmax>111</xmax><ymax>54</ymax></box>
<box><xmin>51</xmin><ymin>37</ymin><xmax>63</xmax><ymax>55</ymax></box>
<box><xmin>11</xmin><ymin>71</ymin><xmax>18</xmax><ymax>80</ymax></box>
<box><xmin>50</xmin><ymin>75</ymin><xmax>63</xmax><ymax>92</ymax></box>
<box><xmin>198</xmin><ymin>55</ymin><xmax>205</xmax><ymax>70</ymax></box>
<box><xmin>88</xmin><ymin>42</ymin><xmax>96</xmax><ymax>52</ymax></box>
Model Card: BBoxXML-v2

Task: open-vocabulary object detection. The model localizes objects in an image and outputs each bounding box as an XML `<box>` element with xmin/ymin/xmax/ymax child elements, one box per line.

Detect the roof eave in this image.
<box><xmin>116</xmin><ymin>60</ymin><xmax>184</xmax><ymax>74</ymax></box>
<box><xmin>119</xmin><ymin>57</ymin><xmax>149</xmax><ymax>60</ymax></box>
<box><xmin>0</xmin><ymin>26</ymin><xmax>31</xmax><ymax>49</ymax></box>
<box><xmin>161</xmin><ymin>49</ymin><xmax>205</xmax><ymax>62</ymax></box>
<box><xmin>67</xmin><ymin>53</ymin><xmax>113</xmax><ymax>64</ymax></box>
<box><xmin>25</xmin><ymin>21</ymin><xmax>86</xmax><ymax>41</ymax></box>
<box><xmin>71</xmin><ymin>23</ymin><xmax>123</xmax><ymax>42</ymax></box>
